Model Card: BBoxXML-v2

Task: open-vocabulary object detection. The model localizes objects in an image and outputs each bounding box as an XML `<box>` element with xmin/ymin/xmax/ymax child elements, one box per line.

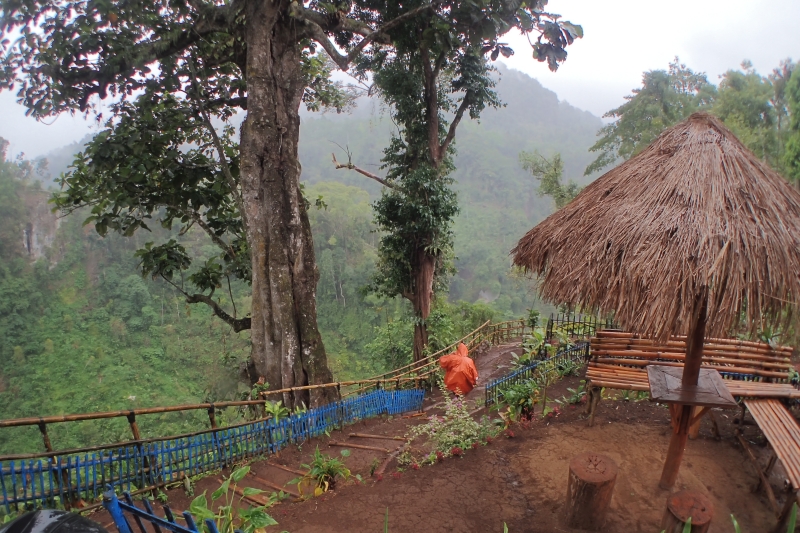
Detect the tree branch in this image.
<box><xmin>43</xmin><ymin>3</ymin><xmax>239</xmax><ymax>111</ymax></box>
<box><xmin>187</xmin><ymin>59</ymin><xmax>248</xmax><ymax>230</ymax></box>
<box><xmin>331</xmin><ymin>153</ymin><xmax>396</xmax><ymax>189</ymax></box>
<box><xmin>420</xmin><ymin>45</ymin><xmax>441</xmax><ymax>165</ymax></box>
<box><xmin>291</xmin><ymin>2</ymin><xmax>438</xmax><ymax>70</ymax></box>
<box><xmin>186</xmin><ymin>293</ymin><xmax>251</xmax><ymax>332</ymax></box>
<box><xmin>439</xmin><ymin>93</ymin><xmax>471</xmax><ymax>157</ymax></box>
<box><xmin>190</xmin><ymin>212</ymin><xmax>237</xmax><ymax>258</ymax></box>
<box><xmin>161</xmin><ymin>274</ymin><xmax>250</xmax><ymax>331</ymax></box>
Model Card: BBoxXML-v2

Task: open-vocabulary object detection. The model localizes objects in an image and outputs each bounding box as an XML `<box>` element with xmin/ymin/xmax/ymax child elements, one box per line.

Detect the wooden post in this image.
<box><xmin>565</xmin><ymin>452</ymin><xmax>618</xmax><ymax>530</ymax></box>
<box><xmin>688</xmin><ymin>406</ymin><xmax>702</xmax><ymax>440</ymax></box>
<box><xmin>661</xmin><ymin>490</ymin><xmax>713</xmax><ymax>533</ymax></box>
<box><xmin>659</xmin><ymin>292</ymin><xmax>707</xmax><ymax>489</ymax></box>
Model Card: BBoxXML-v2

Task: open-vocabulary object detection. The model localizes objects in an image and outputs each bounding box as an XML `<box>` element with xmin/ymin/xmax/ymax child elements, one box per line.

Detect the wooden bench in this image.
<box><xmin>739</xmin><ymin>399</ymin><xmax>800</xmax><ymax>532</ymax></box>
<box><xmin>585</xmin><ymin>331</ymin><xmax>797</xmax><ymax>426</ymax></box>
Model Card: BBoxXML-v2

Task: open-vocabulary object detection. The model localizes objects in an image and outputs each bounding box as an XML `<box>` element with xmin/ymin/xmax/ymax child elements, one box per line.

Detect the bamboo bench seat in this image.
<box><xmin>739</xmin><ymin>399</ymin><xmax>800</xmax><ymax>531</ymax></box>
<box><xmin>584</xmin><ymin>331</ymin><xmax>797</xmax><ymax>425</ymax></box>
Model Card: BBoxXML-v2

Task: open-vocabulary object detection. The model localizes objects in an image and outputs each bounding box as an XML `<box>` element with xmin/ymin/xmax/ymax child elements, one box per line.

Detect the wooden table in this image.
<box><xmin>647</xmin><ymin>366</ymin><xmax>738</xmax><ymax>409</ymax></box>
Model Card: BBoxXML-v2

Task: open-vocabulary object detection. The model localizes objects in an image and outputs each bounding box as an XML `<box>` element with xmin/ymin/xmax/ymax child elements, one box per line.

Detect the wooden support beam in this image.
<box><xmin>348</xmin><ymin>433</ymin><xmax>406</xmax><ymax>441</ymax></box>
<box><xmin>328</xmin><ymin>441</ymin><xmax>391</xmax><ymax>453</ymax></box>
<box><xmin>737</xmin><ymin>435</ymin><xmax>780</xmax><ymax>514</ymax></box>
<box><xmin>245</xmin><ymin>474</ymin><xmax>300</xmax><ymax>499</ymax></box>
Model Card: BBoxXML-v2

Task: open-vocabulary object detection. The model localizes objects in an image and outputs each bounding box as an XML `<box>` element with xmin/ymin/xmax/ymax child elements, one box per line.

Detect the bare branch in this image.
<box><xmin>291</xmin><ymin>2</ymin><xmax>439</xmax><ymax>70</ymax></box>
<box><xmin>187</xmin><ymin>59</ymin><xmax>248</xmax><ymax>230</ymax></box>
<box><xmin>191</xmin><ymin>211</ymin><xmax>237</xmax><ymax>258</ymax></box>
<box><xmin>439</xmin><ymin>94</ymin><xmax>471</xmax><ymax>157</ymax></box>
<box><xmin>162</xmin><ymin>274</ymin><xmax>250</xmax><ymax>331</ymax></box>
<box><xmin>331</xmin><ymin>153</ymin><xmax>396</xmax><ymax>189</ymax></box>
<box><xmin>185</xmin><ymin>293</ymin><xmax>251</xmax><ymax>332</ymax></box>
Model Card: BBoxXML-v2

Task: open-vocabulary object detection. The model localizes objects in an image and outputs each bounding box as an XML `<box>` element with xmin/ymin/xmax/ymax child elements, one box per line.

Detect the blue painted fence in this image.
<box><xmin>484</xmin><ymin>341</ymin><xmax>590</xmax><ymax>406</ymax></box>
<box><xmin>104</xmin><ymin>490</ymin><xmax>219</xmax><ymax>533</ymax></box>
<box><xmin>0</xmin><ymin>389</ymin><xmax>424</xmax><ymax>513</ymax></box>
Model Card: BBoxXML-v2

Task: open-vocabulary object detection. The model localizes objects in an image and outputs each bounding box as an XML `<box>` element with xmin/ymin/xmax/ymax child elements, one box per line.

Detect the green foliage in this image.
<box><xmin>587</xmin><ymin>57</ymin><xmax>799</xmax><ymax>180</ymax></box>
<box><xmin>293</xmin><ymin>447</ymin><xmax>351</xmax><ymax>496</ymax></box>
<box><xmin>189</xmin><ymin>466</ymin><xmax>278</xmax><ymax>533</ymax></box>
<box><xmin>263</xmin><ymin>401</ymin><xmax>289</xmax><ymax>422</ymax></box>
<box><xmin>407</xmin><ymin>381</ymin><xmax>498</xmax><ymax>460</ymax></box>
<box><xmin>783</xmin><ymin>67</ymin><xmax>800</xmax><ymax>182</ymax></box>
<box><xmin>519</xmin><ymin>151</ymin><xmax>581</xmax><ymax>209</ymax></box>
<box><xmin>586</xmin><ymin>58</ymin><xmax>715</xmax><ymax>175</ymax></box>
<box><xmin>495</xmin><ymin>380</ymin><xmax>540</xmax><ymax>423</ymax></box>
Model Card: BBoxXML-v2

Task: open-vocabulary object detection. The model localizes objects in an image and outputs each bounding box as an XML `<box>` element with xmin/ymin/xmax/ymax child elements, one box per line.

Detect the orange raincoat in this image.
<box><xmin>439</xmin><ymin>342</ymin><xmax>478</xmax><ymax>395</ymax></box>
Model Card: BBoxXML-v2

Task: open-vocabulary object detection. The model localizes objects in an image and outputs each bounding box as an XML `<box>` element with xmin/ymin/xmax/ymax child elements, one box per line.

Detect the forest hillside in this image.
<box><xmin>0</xmin><ymin>65</ymin><xmax>601</xmax><ymax>453</ymax></box>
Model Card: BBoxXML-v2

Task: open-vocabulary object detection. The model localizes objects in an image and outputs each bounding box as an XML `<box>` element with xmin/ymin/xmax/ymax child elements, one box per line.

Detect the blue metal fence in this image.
<box><xmin>484</xmin><ymin>342</ymin><xmax>590</xmax><ymax>406</ymax></box>
<box><xmin>104</xmin><ymin>489</ymin><xmax>223</xmax><ymax>533</ymax></box>
<box><xmin>0</xmin><ymin>389</ymin><xmax>424</xmax><ymax>513</ymax></box>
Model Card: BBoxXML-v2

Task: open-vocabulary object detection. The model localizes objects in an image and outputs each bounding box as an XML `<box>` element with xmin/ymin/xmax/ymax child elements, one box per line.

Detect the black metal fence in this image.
<box><xmin>484</xmin><ymin>341</ymin><xmax>590</xmax><ymax>406</ymax></box>
<box><xmin>545</xmin><ymin>313</ymin><xmax>617</xmax><ymax>340</ymax></box>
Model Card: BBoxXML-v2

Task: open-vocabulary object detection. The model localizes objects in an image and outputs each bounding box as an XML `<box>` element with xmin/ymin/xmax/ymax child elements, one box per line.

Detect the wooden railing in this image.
<box><xmin>342</xmin><ymin>319</ymin><xmax>528</xmax><ymax>397</ymax></box>
<box><xmin>0</xmin><ymin>319</ymin><xmax>528</xmax><ymax>458</ymax></box>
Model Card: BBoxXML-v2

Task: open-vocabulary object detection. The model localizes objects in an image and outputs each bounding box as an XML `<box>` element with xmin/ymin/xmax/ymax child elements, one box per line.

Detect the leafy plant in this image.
<box><xmin>156</xmin><ymin>490</ymin><xmax>168</xmax><ymax>504</ymax></box>
<box><xmin>189</xmin><ymin>466</ymin><xmax>278</xmax><ymax>533</ymax></box>
<box><xmin>291</xmin><ymin>447</ymin><xmax>351</xmax><ymax>497</ymax></box>
<box><xmin>408</xmin><ymin>381</ymin><xmax>498</xmax><ymax>459</ymax></box>
<box><xmin>556</xmin><ymin>381</ymin><xmax>587</xmax><ymax>406</ymax></box>
<box><xmin>495</xmin><ymin>380</ymin><xmax>540</xmax><ymax>423</ymax></box>
<box><xmin>264</xmin><ymin>400</ymin><xmax>290</xmax><ymax>422</ymax></box>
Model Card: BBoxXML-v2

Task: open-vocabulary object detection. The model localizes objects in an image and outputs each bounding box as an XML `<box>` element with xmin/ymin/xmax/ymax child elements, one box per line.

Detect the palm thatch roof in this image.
<box><xmin>512</xmin><ymin>112</ymin><xmax>800</xmax><ymax>340</ymax></box>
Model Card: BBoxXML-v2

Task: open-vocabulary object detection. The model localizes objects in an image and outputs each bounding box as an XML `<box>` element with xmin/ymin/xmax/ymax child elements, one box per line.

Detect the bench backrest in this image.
<box><xmin>590</xmin><ymin>330</ymin><xmax>794</xmax><ymax>382</ymax></box>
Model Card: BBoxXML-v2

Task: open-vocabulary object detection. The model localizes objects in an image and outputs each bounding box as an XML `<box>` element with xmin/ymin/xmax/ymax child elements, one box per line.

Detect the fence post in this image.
<box><xmin>103</xmin><ymin>488</ymin><xmax>135</xmax><ymax>533</ymax></box>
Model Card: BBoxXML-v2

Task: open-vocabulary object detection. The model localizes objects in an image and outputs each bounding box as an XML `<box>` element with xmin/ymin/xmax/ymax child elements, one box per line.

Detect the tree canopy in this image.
<box><xmin>2</xmin><ymin>0</ymin><xmax>583</xmax><ymax>401</ymax></box>
<box><xmin>586</xmin><ymin>57</ymin><xmax>798</xmax><ymax>180</ymax></box>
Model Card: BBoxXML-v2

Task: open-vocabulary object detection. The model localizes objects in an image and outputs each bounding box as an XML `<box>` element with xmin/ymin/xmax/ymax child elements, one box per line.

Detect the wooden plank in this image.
<box><xmin>745</xmin><ymin>400</ymin><xmax>800</xmax><ymax>488</ymax></box>
<box><xmin>328</xmin><ymin>441</ymin><xmax>391</xmax><ymax>453</ymax></box>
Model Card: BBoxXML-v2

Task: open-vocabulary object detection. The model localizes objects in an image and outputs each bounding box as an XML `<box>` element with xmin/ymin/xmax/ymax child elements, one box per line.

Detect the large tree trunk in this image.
<box><xmin>411</xmin><ymin>249</ymin><xmax>435</xmax><ymax>362</ymax></box>
<box><xmin>240</xmin><ymin>0</ymin><xmax>336</xmax><ymax>408</ymax></box>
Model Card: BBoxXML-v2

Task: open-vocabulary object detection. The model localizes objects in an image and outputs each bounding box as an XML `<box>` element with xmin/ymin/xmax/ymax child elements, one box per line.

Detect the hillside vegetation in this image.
<box><xmin>0</xmin><ymin>66</ymin><xmax>600</xmax><ymax>454</ymax></box>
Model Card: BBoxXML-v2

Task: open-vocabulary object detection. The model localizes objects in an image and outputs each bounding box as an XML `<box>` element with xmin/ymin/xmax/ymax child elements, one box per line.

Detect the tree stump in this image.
<box><xmin>565</xmin><ymin>452</ymin><xmax>618</xmax><ymax>530</ymax></box>
<box><xmin>661</xmin><ymin>490</ymin><xmax>713</xmax><ymax>533</ymax></box>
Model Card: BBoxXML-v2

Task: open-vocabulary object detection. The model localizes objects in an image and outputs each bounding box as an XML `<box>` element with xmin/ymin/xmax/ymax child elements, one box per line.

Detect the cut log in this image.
<box><xmin>661</xmin><ymin>490</ymin><xmax>713</xmax><ymax>533</ymax></box>
<box><xmin>565</xmin><ymin>452</ymin><xmax>618</xmax><ymax>530</ymax></box>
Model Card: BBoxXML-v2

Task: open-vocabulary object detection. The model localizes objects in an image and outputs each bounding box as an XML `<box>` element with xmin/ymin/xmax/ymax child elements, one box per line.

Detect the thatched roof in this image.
<box><xmin>512</xmin><ymin>112</ymin><xmax>800</xmax><ymax>340</ymax></box>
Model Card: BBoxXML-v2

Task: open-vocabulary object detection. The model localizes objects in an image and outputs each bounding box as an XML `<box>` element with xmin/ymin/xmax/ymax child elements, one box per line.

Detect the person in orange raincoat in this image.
<box><xmin>439</xmin><ymin>342</ymin><xmax>478</xmax><ymax>395</ymax></box>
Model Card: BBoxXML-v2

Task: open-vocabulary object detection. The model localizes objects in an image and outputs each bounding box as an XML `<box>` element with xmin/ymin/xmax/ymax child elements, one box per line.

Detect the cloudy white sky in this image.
<box><xmin>0</xmin><ymin>0</ymin><xmax>798</xmax><ymax>158</ymax></box>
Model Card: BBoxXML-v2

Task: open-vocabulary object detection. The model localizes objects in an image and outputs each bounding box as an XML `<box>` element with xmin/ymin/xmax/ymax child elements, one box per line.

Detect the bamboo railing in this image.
<box><xmin>0</xmin><ymin>319</ymin><xmax>529</xmax><ymax>459</ymax></box>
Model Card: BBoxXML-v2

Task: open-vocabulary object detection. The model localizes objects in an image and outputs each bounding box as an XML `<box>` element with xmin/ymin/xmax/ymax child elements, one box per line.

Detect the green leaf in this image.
<box><xmin>787</xmin><ymin>502</ymin><xmax>797</xmax><ymax>533</ymax></box>
<box><xmin>231</xmin><ymin>465</ymin><xmax>250</xmax><ymax>482</ymax></box>
<box><xmin>247</xmin><ymin>510</ymin><xmax>278</xmax><ymax>528</ymax></box>
<box><xmin>682</xmin><ymin>517</ymin><xmax>692</xmax><ymax>533</ymax></box>
<box><xmin>212</xmin><ymin>478</ymin><xmax>230</xmax><ymax>501</ymax></box>
<box><xmin>340</xmin><ymin>449</ymin><xmax>351</xmax><ymax>457</ymax></box>
<box><xmin>189</xmin><ymin>493</ymin><xmax>214</xmax><ymax>521</ymax></box>
<box><xmin>242</xmin><ymin>487</ymin><xmax>266</xmax><ymax>497</ymax></box>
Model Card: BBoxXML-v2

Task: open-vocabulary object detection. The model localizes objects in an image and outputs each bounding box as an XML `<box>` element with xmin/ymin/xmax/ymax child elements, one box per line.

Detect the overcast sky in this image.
<box><xmin>0</xmin><ymin>0</ymin><xmax>798</xmax><ymax>158</ymax></box>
